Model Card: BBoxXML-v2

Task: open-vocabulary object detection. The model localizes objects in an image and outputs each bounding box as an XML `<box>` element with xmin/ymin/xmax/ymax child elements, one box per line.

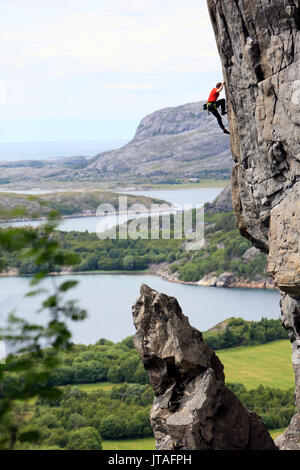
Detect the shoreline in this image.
<box><xmin>147</xmin><ymin>263</ymin><xmax>276</xmax><ymax>290</ymax></box>
<box><xmin>0</xmin><ymin>206</ymin><xmax>175</xmax><ymax>225</ymax></box>
<box><xmin>0</xmin><ymin>266</ymin><xmax>277</xmax><ymax>291</ymax></box>
<box><xmin>0</xmin><ymin>179</ymin><xmax>230</xmax><ymax>193</ymax></box>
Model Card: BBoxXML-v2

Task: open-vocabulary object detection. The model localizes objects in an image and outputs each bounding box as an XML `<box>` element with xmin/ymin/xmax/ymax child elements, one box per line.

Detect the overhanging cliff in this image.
<box><xmin>206</xmin><ymin>0</ymin><xmax>300</xmax><ymax>449</ymax></box>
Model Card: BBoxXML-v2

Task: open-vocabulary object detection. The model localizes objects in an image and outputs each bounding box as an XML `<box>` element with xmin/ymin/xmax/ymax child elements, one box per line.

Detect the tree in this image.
<box><xmin>67</xmin><ymin>427</ymin><xmax>102</xmax><ymax>450</ymax></box>
<box><xmin>222</xmin><ymin>327</ymin><xmax>238</xmax><ymax>348</ymax></box>
<box><xmin>73</xmin><ymin>361</ymin><xmax>107</xmax><ymax>384</ymax></box>
<box><xmin>121</xmin><ymin>358</ymin><xmax>140</xmax><ymax>383</ymax></box>
<box><xmin>133</xmin><ymin>364</ymin><xmax>149</xmax><ymax>385</ymax></box>
<box><xmin>39</xmin><ymin>412</ymin><xmax>59</xmax><ymax>429</ymax></box>
<box><xmin>67</xmin><ymin>413</ymin><xmax>87</xmax><ymax>430</ymax></box>
<box><xmin>107</xmin><ymin>365</ymin><xmax>123</xmax><ymax>383</ymax></box>
<box><xmin>123</xmin><ymin>255</ymin><xmax>135</xmax><ymax>270</ymax></box>
<box><xmin>99</xmin><ymin>415</ymin><xmax>126</xmax><ymax>440</ymax></box>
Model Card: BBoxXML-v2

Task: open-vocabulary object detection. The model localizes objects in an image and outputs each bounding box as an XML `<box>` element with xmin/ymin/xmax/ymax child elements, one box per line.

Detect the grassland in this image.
<box><xmin>102</xmin><ymin>430</ymin><xmax>284</xmax><ymax>449</ymax></box>
<box><xmin>146</xmin><ymin>179</ymin><xmax>230</xmax><ymax>189</ymax></box>
<box><xmin>68</xmin><ymin>382</ymin><xmax>115</xmax><ymax>392</ymax></box>
<box><xmin>103</xmin><ymin>438</ymin><xmax>155</xmax><ymax>450</ymax></box>
<box><xmin>218</xmin><ymin>340</ymin><xmax>294</xmax><ymax>389</ymax></box>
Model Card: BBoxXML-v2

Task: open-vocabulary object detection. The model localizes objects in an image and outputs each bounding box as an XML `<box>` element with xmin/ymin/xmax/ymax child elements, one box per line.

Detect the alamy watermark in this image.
<box><xmin>0</xmin><ymin>341</ymin><xmax>6</xmax><ymax>364</ymax></box>
<box><xmin>95</xmin><ymin>196</ymin><xmax>205</xmax><ymax>251</ymax></box>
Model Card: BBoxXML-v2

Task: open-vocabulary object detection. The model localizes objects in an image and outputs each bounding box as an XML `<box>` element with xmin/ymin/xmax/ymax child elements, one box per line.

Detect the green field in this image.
<box><xmin>102</xmin><ymin>430</ymin><xmax>285</xmax><ymax>450</ymax></box>
<box><xmin>145</xmin><ymin>179</ymin><xmax>230</xmax><ymax>189</ymax></box>
<box><xmin>103</xmin><ymin>438</ymin><xmax>155</xmax><ymax>450</ymax></box>
<box><xmin>270</xmin><ymin>429</ymin><xmax>286</xmax><ymax>440</ymax></box>
<box><xmin>68</xmin><ymin>382</ymin><xmax>115</xmax><ymax>392</ymax></box>
<box><xmin>218</xmin><ymin>340</ymin><xmax>294</xmax><ymax>389</ymax></box>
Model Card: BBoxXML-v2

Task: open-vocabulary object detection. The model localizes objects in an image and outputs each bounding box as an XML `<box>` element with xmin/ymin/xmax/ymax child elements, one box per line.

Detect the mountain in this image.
<box><xmin>0</xmin><ymin>101</ymin><xmax>232</xmax><ymax>188</ymax></box>
<box><xmin>87</xmin><ymin>101</ymin><xmax>232</xmax><ymax>182</ymax></box>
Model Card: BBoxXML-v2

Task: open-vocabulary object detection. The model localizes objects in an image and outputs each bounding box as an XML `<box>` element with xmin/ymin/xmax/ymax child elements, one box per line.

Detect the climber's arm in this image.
<box><xmin>217</xmin><ymin>80</ymin><xmax>225</xmax><ymax>93</ymax></box>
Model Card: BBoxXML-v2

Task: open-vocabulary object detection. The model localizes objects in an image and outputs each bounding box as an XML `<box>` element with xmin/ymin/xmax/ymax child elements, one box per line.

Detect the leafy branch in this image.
<box><xmin>0</xmin><ymin>212</ymin><xmax>87</xmax><ymax>449</ymax></box>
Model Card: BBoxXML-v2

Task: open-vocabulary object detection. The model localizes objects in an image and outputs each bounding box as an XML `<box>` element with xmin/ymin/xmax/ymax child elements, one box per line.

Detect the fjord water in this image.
<box><xmin>0</xmin><ymin>186</ymin><xmax>281</xmax><ymax>344</ymax></box>
<box><xmin>0</xmin><ymin>274</ymin><xmax>281</xmax><ymax>344</ymax></box>
<box><xmin>0</xmin><ymin>187</ymin><xmax>222</xmax><ymax>232</ymax></box>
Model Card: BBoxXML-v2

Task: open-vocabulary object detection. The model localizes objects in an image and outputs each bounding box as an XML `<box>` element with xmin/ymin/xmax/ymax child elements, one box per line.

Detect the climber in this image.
<box><xmin>204</xmin><ymin>80</ymin><xmax>230</xmax><ymax>135</ymax></box>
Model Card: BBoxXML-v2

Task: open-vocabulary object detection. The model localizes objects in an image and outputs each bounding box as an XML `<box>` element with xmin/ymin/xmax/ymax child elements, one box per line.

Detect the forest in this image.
<box><xmin>0</xmin><ymin>209</ymin><xmax>268</xmax><ymax>284</ymax></box>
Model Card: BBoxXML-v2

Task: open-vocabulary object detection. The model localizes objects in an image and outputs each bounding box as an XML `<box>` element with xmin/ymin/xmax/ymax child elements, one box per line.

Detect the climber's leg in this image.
<box><xmin>210</xmin><ymin>107</ymin><xmax>226</xmax><ymax>131</ymax></box>
<box><xmin>215</xmin><ymin>99</ymin><xmax>227</xmax><ymax>115</ymax></box>
<box><xmin>208</xmin><ymin>104</ymin><xmax>230</xmax><ymax>135</ymax></box>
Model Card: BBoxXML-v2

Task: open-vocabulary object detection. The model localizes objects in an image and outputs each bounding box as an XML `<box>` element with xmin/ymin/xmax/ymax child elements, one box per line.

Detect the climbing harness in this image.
<box><xmin>203</xmin><ymin>102</ymin><xmax>216</xmax><ymax>114</ymax></box>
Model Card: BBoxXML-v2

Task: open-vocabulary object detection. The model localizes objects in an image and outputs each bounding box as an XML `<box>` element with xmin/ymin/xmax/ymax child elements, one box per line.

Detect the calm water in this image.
<box><xmin>0</xmin><ymin>186</ymin><xmax>280</xmax><ymax>346</ymax></box>
<box><xmin>119</xmin><ymin>188</ymin><xmax>223</xmax><ymax>207</ymax></box>
<box><xmin>0</xmin><ymin>188</ymin><xmax>223</xmax><ymax>233</ymax></box>
<box><xmin>0</xmin><ymin>274</ymin><xmax>281</xmax><ymax>344</ymax></box>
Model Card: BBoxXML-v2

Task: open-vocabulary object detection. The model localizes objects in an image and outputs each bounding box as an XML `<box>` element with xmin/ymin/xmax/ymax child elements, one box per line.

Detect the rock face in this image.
<box><xmin>267</xmin><ymin>183</ymin><xmax>300</xmax><ymax>296</ymax></box>
<box><xmin>205</xmin><ymin>184</ymin><xmax>233</xmax><ymax>213</ymax></box>
<box><xmin>206</xmin><ymin>0</ymin><xmax>300</xmax><ymax>449</ymax></box>
<box><xmin>132</xmin><ymin>284</ymin><xmax>277</xmax><ymax>450</ymax></box>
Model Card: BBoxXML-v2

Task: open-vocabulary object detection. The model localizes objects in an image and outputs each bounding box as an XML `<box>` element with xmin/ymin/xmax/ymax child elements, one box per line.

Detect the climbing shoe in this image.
<box><xmin>223</xmin><ymin>129</ymin><xmax>230</xmax><ymax>135</ymax></box>
<box><xmin>221</xmin><ymin>111</ymin><xmax>228</xmax><ymax>115</ymax></box>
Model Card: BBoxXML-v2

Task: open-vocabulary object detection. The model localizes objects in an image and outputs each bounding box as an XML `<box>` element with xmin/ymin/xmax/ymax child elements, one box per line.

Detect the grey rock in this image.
<box><xmin>197</xmin><ymin>275</ymin><xmax>218</xmax><ymax>287</ymax></box>
<box><xmin>243</xmin><ymin>247</ymin><xmax>261</xmax><ymax>261</ymax></box>
<box><xmin>267</xmin><ymin>183</ymin><xmax>300</xmax><ymax>296</ymax></box>
<box><xmin>275</xmin><ymin>414</ymin><xmax>300</xmax><ymax>450</ymax></box>
<box><xmin>280</xmin><ymin>294</ymin><xmax>300</xmax><ymax>408</ymax></box>
<box><xmin>132</xmin><ymin>284</ymin><xmax>277</xmax><ymax>450</ymax></box>
<box><xmin>215</xmin><ymin>272</ymin><xmax>236</xmax><ymax>287</ymax></box>
<box><xmin>207</xmin><ymin>0</ymin><xmax>300</xmax><ymax>449</ymax></box>
<box><xmin>205</xmin><ymin>184</ymin><xmax>233</xmax><ymax>214</ymax></box>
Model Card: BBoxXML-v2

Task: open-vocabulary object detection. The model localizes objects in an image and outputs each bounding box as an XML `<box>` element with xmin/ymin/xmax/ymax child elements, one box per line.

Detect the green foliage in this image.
<box><xmin>176</xmin><ymin>210</ymin><xmax>267</xmax><ymax>282</ymax></box>
<box><xmin>203</xmin><ymin>317</ymin><xmax>288</xmax><ymax>350</ymax></box>
<box><xmin>227</xmin><ymin>383</ymin><xmax>295</xmax><ymax>430</ymax></box>
<box><xmin>0</xmin><ymin>216</ymin><xmax>87</xmax><ymax>449</ymax></box>
<box><xmin>16</xmin><ymin>383</ymin><xmax>154</xmax><ymax>448</ymax></box>
<box><xmin>107</xmin><ymin>366</ymin><xmax>123</xmax><ymax>384</ymax></box>
<box><xmin>67</xmin><ymin>427</ymin><xmax>102</xmax><ymax>450</ymax></box>
<box><xmin>42</xmin><ymin>339</ymin><xmax>149</xmax><ymax>387</ymax></box>
<box><xmin>0</xmin><ymin>210</ymin><xmax>268</xmax><ymax>284</ymax></box>
<box><xmin>0</xmin><ymin>229</ymin><xmax>184</xmax><ymax>274</ymax></box>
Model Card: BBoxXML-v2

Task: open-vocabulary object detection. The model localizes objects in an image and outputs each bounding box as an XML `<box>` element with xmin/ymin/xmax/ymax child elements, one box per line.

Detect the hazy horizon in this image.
<box><xmin>0</xmin><ymin>1</ymin><xmax>222</xmax><ymax>145</ymax></box>
<box><xmin>0</xmin><ymin>138</ymin><xmax>129</xmax><ymax>161</ymax></box>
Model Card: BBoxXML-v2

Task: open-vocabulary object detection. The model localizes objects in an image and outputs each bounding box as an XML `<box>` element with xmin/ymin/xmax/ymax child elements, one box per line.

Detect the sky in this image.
<box><xmin>0</xmin><ymin>0</ymin><xmax>222</xmax><ymax>143</ymax></box>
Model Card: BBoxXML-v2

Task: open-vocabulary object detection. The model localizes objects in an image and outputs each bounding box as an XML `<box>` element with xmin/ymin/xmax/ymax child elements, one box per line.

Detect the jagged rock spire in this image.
<box><xmin>132</xmin><ymin>284</ymin><xmax>277</xmax><ymax>450</ymax></box>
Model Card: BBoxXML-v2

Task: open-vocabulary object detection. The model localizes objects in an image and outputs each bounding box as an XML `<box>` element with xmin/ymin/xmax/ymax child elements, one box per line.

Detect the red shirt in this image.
<box><xmin>208</xmin><ymin>88</ymin><xmax>219</xmax><ymax>103</ymax></box>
